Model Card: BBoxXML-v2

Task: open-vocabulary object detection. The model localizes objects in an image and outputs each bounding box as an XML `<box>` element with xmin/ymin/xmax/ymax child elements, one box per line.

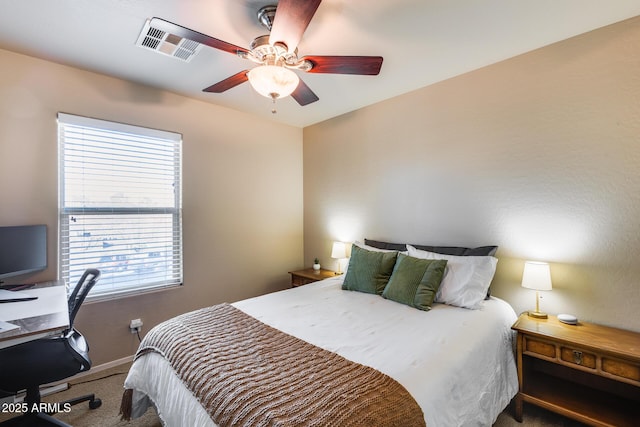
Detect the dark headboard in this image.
<box><xmin>364</xmin><ymin>239</ymin><xmax>498</xmax><ymax>257</ymax></box>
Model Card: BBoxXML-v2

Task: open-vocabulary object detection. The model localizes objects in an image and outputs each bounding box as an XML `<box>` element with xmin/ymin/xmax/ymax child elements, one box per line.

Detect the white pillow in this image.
<box><xmin>406</xmin><ymin>245</ymin><xmax>498</xmax><ymax>309</ymax></box>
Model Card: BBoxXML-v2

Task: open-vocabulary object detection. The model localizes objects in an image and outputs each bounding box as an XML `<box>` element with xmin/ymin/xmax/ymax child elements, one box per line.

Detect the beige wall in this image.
<box><xmin>0</xmin><ymin>49</ymin><xmax>304</xmax><ymax>364</ymax></box>
<box><xmin>303</xmin><ymin>16</ymin><xmax>640</xmax><ymax>332</ymax></box>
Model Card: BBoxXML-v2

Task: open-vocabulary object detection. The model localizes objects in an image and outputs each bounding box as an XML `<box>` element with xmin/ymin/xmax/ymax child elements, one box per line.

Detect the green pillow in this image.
<box><xmin>382</xmin><ymin>253</ymin><xmax>447</xmax><ymax>311</ymax></box>
<box><xmin>342</xmin><ymin>245</ymin><xmax>398</xmax><ymax>295</ymax></box>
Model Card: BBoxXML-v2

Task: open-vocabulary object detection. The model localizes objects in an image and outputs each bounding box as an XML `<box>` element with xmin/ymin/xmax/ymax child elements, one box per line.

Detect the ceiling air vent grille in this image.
<box><xmin>136</xmin><ymin>19</ymin><xmax>202</xmax><ymax>62</ymax></box>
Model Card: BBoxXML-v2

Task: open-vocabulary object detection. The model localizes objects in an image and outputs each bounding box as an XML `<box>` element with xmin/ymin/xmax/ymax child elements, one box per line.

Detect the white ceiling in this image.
<box><xmin>1</xmin><ymin>0</ymin><xmax>639</xmax><ymax>128</ymax></box>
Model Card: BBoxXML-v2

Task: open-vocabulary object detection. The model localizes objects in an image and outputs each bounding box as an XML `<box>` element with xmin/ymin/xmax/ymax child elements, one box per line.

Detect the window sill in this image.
<box><xmin>84</xmin><ymin>282</ymin><xmax>183</xmax><ymax>304</ymax></box>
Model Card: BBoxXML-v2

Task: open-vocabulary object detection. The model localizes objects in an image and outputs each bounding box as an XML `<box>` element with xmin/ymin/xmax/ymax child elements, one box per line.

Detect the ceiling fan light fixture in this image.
<box><xmin>247</xmin><ymin>65</ymin><xmax>300</xmax><ymax>99</ymax></box>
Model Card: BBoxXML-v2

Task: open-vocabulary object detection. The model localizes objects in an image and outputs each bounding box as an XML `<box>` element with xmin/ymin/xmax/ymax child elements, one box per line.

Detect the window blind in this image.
<box><xmin>58</xmin><ymin>113</ymin><xmax>183</xmax><ymax>299</ymax></box>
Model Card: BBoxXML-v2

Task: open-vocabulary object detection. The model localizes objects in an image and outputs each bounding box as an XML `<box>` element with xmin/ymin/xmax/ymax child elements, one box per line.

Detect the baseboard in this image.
<box><xmin>49</xmin><ymin>354</ymin><xmax>134</xmax><ymax>386</ymax></box>
<box><xmin>72</xmin><ymin>355</ymin><xmax>134</xmax><ymax>380</ymax></box>
<box><xmin>13</xmin><ymin>383</ymin><xmax>69</xmax><ymax>403</ymax></box>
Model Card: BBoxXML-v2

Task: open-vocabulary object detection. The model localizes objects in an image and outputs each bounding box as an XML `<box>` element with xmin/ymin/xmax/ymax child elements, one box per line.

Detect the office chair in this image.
<box><xmin>0</xmin><ymin>268</ymin><xmax>102</xmax><ymax>426</ymax></box>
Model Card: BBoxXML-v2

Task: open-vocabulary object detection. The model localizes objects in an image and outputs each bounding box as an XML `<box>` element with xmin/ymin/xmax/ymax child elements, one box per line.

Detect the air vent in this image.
<box><xmin>136</xmin><ymin>19</ymin><xmax>202</xmax><ymax>62</ymax></box>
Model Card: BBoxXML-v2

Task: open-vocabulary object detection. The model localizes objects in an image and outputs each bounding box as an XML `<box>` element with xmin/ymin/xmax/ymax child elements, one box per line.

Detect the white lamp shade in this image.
<box><xmin>331</xmin><ymin>242</ymin><xmax>347</xmax><ymax>259</ymax></box>
<box><xmin>521</xmin><ymin>261</ymin><xmax>552</xmax><ymax>291</ymax></box>
<box><xmin>247</xmin><ymin>65</ymin><xmax>300</xmax><ymax>99</ymax></box>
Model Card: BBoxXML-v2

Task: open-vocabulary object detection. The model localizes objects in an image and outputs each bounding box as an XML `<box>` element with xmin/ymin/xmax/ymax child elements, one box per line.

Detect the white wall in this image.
<box><xmin>303</xmin><ymin>17</ymin><xmax>640</xmax><ymax>332</ymax></box>
<box><xmin>0</xmin><ymin>48</ymin><xmax>304</xmax><ymax>364</ymax></box>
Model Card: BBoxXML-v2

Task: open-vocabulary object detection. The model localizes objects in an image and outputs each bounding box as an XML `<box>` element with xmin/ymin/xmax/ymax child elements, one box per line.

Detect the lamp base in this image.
<box><xmin>528</xmin><ymin>310</ymin><xmax>548</xmax><ymax>319</ymax></box>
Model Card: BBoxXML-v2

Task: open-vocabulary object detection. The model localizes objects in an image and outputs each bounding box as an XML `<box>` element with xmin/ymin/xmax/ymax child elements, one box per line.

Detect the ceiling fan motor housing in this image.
<box><xmin>245</xmin><ymin>35</ymin><xmax>306</xmax><ymax>69</ymax></box>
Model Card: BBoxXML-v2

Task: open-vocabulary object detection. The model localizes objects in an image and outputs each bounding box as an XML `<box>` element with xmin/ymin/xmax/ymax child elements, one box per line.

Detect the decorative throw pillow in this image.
<box><xmin>407</xmin><ymin>245</ymin><xmax>498</xmax><ymax>309</ymax></box>
<box><xmin>342</xmin><ymin>244</ymin><xmax>398</xmax><ymax>295</ymax></box>
<box><xmin>382</xmin><ymin>254</ymin><xmax>448</xmax><ymax>311</ymax></box>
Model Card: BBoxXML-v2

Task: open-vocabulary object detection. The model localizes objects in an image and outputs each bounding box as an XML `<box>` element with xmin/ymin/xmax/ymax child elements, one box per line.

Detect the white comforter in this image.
<box><xmin>125</xmin><ymin>276</ymin><xmax>519</xmax><ymax>427</ymax></box>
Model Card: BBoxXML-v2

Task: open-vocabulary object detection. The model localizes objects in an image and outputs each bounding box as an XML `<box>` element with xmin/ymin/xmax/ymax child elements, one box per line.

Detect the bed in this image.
<box><xmin>122</xmin><ymin>241</ymin><xmax>519</xmax><ymax>427</ymax></box>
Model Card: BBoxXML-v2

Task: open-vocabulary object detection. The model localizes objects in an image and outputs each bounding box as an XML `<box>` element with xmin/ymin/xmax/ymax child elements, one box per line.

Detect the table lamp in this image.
<box><xmin>331</xmin><ymin>241</ymin><xmax>347</xmax><ymax>274</ymax></box>
<box><xmin>521</xmin><ymin>261</ymin><xmax>552</xmax><ymax>318</ymax></box>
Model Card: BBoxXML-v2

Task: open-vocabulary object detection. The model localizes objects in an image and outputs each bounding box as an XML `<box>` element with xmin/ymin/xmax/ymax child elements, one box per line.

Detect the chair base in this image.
<box><xmin>59</xmin><ymin>393</ymin><xmax>102</xmax><ymax>411</ymax></box>
<box><xmin>1</xmin><ymin>411</ymin><xmax>71</xmax><ymax>427</ymax></box>
<box><xmin>0</xmin><ymin>389</ymin><xmax>101</xmax><ymax>427</ymax></box>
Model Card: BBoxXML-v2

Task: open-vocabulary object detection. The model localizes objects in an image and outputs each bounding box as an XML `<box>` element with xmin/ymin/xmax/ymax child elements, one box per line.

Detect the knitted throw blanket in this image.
<box><xmin>121</xmin><ymin>303</ymin><xmax>425</xmax><ymax>427</ymax></box>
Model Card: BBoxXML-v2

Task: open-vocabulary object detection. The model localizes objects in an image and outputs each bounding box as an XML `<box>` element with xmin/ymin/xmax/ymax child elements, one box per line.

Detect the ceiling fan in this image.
<box><xmin>145</xmin><ymin>0</ymin><xmax>383</xmax><ymax>112</ymax></box>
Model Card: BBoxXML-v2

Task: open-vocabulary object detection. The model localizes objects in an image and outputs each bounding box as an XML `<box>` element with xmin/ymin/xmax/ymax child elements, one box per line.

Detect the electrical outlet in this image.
<box><xmin>129</xmin><ymin>318</ymin><xmax>143</xmax><ymax>334</ymax></box>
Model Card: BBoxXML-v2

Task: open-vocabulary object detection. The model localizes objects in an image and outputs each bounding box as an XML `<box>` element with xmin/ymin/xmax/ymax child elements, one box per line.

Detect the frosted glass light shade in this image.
<box><xmin>521</xmin><ymin>261</ymin><xmax>552</xmax><ymax>291</ymax></box>
<box><xmin>331</xmin><ymin>242</ymin><xmax>347</xmax><ymax>259</ymax></box>
<box><xmin>247</xmin><ymin>65</ymin><xmax>299</xmax><ymax>99</ymax></box>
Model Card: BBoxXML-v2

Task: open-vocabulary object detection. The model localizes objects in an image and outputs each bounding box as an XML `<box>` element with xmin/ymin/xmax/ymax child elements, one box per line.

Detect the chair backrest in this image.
<box><xmin>67</xmin><ymin>268</ymin><xmax>101</xmax><ymax>328</ymax></box>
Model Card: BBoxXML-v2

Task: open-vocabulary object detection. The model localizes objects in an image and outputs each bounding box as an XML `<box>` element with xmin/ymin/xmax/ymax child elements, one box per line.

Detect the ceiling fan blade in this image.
<box><xmin>203</xmin><ymin>71</ymin><xmax>249</xmax><ymax>93</ymax></box>
<box><xmin>291</xmin><ymin>78</ymin><xmax>319</xmax><ymax>106</ymax></box>
<box><xmin>150</xmin><ymin>17</ymin><xmax>249</xmax><ymax>56</ymax></box>
<box><xmin>269</xmin><ymin>0</ymin><xmax>322</xmax><ymax>52</ymax></box>
<box><xmin>301</xmin><ymin>56</ymin><xmax>383</xmax><ymax>75</ymax></box>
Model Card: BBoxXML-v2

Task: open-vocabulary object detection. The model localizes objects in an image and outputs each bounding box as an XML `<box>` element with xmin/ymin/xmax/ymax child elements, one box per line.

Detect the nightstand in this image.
<box><xmin>288</xmin><ymin>268</ymin><xmax>337</xmax><ymax>287</ymax></box>
<box><xmin>511</xmin><ymin>314</ymin><xmax>640</xmax><ymax>426</ymax></box>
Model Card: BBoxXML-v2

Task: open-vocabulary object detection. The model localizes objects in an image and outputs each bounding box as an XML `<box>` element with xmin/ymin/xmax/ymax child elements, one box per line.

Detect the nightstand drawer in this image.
<box><xmin>288</xmin><ymin>268</ymin><xmax>337</xmax><ymax>288</ymax></box>
<box><xmin>560</xmin><ymin>346</ymin><xmax>596</xmax><ymax>369</ymax></box>
<box><xmin>291</xmin><ymin>275</ymin><xmax>315</xmax><ymax>287</ymax></box>
<box><xmin>524</xmin><ymin>337</ymin><xmax>556</xmax><ymax>359</ymax></box>
<box><xmin>602</xmin><ymin>357</ymin><xmax>640</xmax><ymax>384</ymax></box>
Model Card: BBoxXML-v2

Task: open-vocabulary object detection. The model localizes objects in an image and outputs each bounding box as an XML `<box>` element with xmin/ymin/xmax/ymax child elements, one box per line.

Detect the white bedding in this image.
<box><xmin>124</xmin><ymin>275</ymin><xmax>518</xmax><ymax>427</ymax></box>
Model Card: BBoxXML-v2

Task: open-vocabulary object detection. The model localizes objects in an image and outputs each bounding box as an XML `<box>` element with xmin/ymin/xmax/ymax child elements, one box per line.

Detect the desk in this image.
<box><xmin>0</xmin><ymin>281</ymin><xmax>68</xmax><ymax>349</ymax></box>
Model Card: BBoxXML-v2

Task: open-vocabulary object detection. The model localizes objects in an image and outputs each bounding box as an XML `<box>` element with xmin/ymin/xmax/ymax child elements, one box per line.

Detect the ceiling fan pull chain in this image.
<box><xmin>271</xmin><ymin>95</ymin><xmax>278</xmax><ymax>114</ymax></box>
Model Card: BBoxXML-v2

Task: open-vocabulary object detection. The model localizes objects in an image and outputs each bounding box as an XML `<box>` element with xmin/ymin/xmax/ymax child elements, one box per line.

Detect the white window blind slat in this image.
<box><xmin>58</xmin><ymin>113</ymin><xmax>183</xmax><ymax>299</ymax></box>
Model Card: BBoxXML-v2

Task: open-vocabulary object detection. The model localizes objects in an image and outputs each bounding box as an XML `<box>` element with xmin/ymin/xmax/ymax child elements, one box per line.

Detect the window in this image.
<box><xmin>58</xmin><ymin>113</ymin><xmax>182</xmax><ymax>299</ymax></box>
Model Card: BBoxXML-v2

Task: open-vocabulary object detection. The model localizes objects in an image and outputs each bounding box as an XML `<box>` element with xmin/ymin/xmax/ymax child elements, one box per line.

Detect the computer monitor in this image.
<box><xmin>0</xmin><ymin>224</ymin><xmax>47</xmax><ymax>281</ymax></box>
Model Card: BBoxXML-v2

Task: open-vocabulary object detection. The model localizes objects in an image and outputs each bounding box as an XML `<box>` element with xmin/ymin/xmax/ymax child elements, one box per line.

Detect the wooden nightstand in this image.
<box><xmin>511</xmin><ymin>314</ymin><xmax>640</xmax><ymax>426</ymax></box>
<box><xmin>288</xmin><ymin>268</ymin><xmax>337</xmax><ymax>287</ymax></box>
